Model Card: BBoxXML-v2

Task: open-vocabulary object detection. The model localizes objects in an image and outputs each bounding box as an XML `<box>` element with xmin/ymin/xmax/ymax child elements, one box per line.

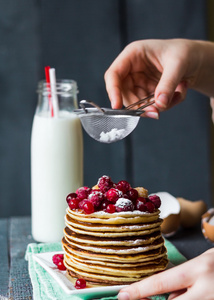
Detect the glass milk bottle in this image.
<box><xmin>31</xmin><ymin>79</ymin><xmax>83</xmax><ymax>242</ymax></box>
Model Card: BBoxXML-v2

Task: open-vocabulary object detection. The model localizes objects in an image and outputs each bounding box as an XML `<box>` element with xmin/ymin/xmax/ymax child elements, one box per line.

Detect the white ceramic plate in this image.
<box><xmin>33</xmin><ymin>251</ymin><xmax>126</xmax><ymax>298</ymax></box>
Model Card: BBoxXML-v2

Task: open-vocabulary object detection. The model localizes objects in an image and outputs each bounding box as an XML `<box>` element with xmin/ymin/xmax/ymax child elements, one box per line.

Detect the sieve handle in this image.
<box><xmin>79</xmin><ymin>100</ymin><xmax>105</xmax><ymax>113</ymax></box>
<box><xmin>125</xmin><ymin>93</ymin><xmax>154</xmax><ymax>110</ymax></box>
<box><xmin>137</xmin><ymin>99</ymin><xmax>155</xmax><ymax>112</ymax></box>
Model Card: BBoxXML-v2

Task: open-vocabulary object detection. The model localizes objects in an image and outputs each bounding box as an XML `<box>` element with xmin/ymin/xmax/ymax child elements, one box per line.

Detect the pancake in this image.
<box><xmin>65</xmin><ymin>250</ymin><xmax>165</xmax><ymax>267</ymax></box>
<box><xmin>64</xmin><ymin>235</ymin><xmax>165</xmax><ymax>255</ymax></box>
<box><xmin>65</xmin><ymin>221</ymin><xmax>161</xmax><ymax>238</ymax></box>
<box><xmin>62</xmin><ymin>177</ymin><xmax>168</xmax><ymax>287</ymax></box>
<box><xmin>65</xmin><ymin>257</ymin><xmax>168</xmax><ymax>285</ymax></box>
<box><xmin>68</xmin><ymin>208</ymin><xmax>160</xmax><ymax>224</ymax></box>
<box><xmin>65</xmin><ymin>257</ymin><xmax>168</xmax><ymax>278</ymax></box>
<box><xmin>62</xmin><ymin>238</ymin><xmax>167</xmax><ymax>262</ymax></box>
<box><xmin>65</xmin><ymin>213</ymin><xmax>163</xmax><ymax>232</ymax></box>
<box><xmin>64</xmin><ymin>226</ymin><xmax>162</xmax><ymax>246</ymax></box>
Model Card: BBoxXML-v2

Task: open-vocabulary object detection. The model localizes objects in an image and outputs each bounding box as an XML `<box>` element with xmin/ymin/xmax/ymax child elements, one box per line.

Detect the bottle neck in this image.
<box><xmin>36</xmin><ymin>79</ymin><xmax>79</xmax><ymax>117</ymax></box>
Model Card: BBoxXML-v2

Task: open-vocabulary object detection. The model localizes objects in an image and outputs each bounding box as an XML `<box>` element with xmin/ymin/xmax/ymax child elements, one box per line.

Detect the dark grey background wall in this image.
<box><xmin>0</xmin><ymin>0</ymin><xmax>212</xmax><ymax>218</ymax></box>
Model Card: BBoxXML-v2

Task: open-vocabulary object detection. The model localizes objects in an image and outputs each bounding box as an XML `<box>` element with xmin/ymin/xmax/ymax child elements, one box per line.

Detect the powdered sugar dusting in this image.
<box><xmin>100</xmin><ymin>128</ymin><xmax>126</xmax><ymax>142</ymax></box>
<box><xmin>88</xmin><ymin>191</ymin><xmax>103</xmax><ymax>200</ymax></box>
<box><xmin>97</xmin><ymin>175</ymin><xmax>108</xmax><ymax>185</ymax></box>
<box><xmin>80</xmin><ymin>209</ymin><xmax>158</xmax><ymax>217</ymax></box>
<box><xmin>115</xmin><ymin>198</ymin><xmax>133</xmax><ymax>208</ymax></box>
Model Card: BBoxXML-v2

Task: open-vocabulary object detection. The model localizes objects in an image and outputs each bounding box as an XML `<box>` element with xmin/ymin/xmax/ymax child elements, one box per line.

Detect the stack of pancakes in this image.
<box><xmin>62</xmin><ymin>206</ymin><xmax>168</xmax><ymax>287</ymax></box>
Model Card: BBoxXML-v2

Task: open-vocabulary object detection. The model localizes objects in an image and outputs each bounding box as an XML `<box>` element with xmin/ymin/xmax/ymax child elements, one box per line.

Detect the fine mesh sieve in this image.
<box><xmin>75</xmin><ymin>94</ymin><xmax>154</xmax><ymax>143</ymax></box>
<box><xmin>78</xmin><ymin>110</ymin><xmax>140</xmax><ymax>143</ymax></box>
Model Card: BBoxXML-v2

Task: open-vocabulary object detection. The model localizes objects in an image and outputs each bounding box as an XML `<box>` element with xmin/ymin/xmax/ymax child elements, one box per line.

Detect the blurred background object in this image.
<box><xmin>0</xmin><ymin>0</ymin><xmax>213</xmax><ymax>218</ymax></box>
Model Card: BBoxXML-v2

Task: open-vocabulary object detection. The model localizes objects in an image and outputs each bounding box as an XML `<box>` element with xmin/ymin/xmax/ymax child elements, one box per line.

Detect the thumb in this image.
<box><xmin>155</xmin><ymin>58</ymin><xmax>187</xmax><ymax>110</ymax></box>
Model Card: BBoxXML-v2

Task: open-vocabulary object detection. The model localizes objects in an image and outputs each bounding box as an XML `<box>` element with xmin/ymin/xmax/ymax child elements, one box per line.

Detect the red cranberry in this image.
<box><xmin>66</xmin><ymin>192</ymin><xmax>77</xmax><ymax>203</ymax></box>
<box><xmin>57</xmin><ymin>260</ymin><xmax>66</xmax><ymax>271</ymax></box>
<box><xmin>75</xmin><ymin>278</ymin><xmax>86</xmax><ymax>289</ymax></box>
<box><xmin>126</xmin><ymin>188</ymin><xmax>138</xmax><ymax>201</ymax></box>
<box><xmin>68</xmin><ymin>198</ymin><xmax>80</xmax><ymax>210</ymax></box>
<box><xmin>97</xmin><ymin>175</ymin><xmax>113</xmax><ymax>193</ymax></box>
<box><xmin>115</xmin><ymin>198</ymin><xmax>134</xmax><ymax>212</ymax></box>
<box><xmin>145</xmin><ymin>201</ymin><xmax>155</xmax><ymax>213</ymax></box>
<box><xmin>106</xmin><ymin>188</ymin><xmax>121</xmax><ymax>203</ymax></box>
<box><xmin>78</xmin><ymin>199</ymin><xmax>87</xmax><ymax>209</ymax></box>
<box><xmin>136</xmin><ymin>198</ymin><xmax>147</xmax><ymax>212</ymax></box>
<box><xmin>106</xmin><ymin>204</ymin><xmax>116</xmax><ymax>213</ymax></box>
<box><xmin>83</xmin><ymin>201</ymin><xmax>95</xmax><ymax>214</ymax></box>
<box><xmin>137</xmin><ymin>197</ymin><xmax>147</xmax><ymax>204</ymax></box>
<box><xmin>100</xmin><ymin>200</ymin><xmax>110</xmax><ymax>210</ymax></box>
<box><xmin>76</xmin><ymin>186</ymin><xmax>91</xmax><ymax>200</ymax></box>
<box><xmin>88</xmin><ymin>190</ymin><xmax>104</xmax><ymax>208</ymax></box>
<box><xmin>52</xmin><ymin>254</ymin><xmax>64</xmax><ymax>266</ymax></box>
<box><xmin>149</xmin><ymin>195</ymin><xmax>161</xmax><ymax>208</ymax></box>
<box><xmin>116</xmin><ymin>180</ymin><xmax>131</xmax><ymax>193</ymax></box>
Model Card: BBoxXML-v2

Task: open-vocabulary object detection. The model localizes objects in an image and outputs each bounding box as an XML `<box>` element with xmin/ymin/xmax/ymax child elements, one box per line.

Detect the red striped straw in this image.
<box><xmin>45</xmin><ymin>66</ymin><xmax>54</xmax><ymax>117</ymax></box>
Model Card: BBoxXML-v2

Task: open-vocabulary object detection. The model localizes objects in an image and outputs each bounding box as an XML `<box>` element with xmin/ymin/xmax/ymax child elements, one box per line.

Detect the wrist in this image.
<box><xmin>192</xmin><ymin>40</ymin><xmax>214</xmax><ymax>97</ymax></box>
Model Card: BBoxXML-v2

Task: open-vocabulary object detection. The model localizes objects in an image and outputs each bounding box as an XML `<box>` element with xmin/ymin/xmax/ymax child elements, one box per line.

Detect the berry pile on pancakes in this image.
<box><xmin>62</xmin><ymin>175</ymin><xmax>168</xmax><ymax>287</ymax></box>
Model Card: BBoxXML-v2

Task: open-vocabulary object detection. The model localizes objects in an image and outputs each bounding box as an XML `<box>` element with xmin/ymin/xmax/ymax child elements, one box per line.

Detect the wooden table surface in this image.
<box><xmin>0</xmin><ymin>217</ymin><xmax>34</xmax><ymax>300</ymax></box>
<box><xmin>0</xmin><ymin>216</ymin><xmax>213</xmax><ymax>300</ymax></box>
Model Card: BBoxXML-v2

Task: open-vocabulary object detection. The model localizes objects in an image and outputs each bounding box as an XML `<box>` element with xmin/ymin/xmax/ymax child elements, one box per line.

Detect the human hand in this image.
<box><xmin>104</xmin><ymin>39</ymin><xmax>214</xmax><ymax>118</ymax></box>
<box><xmin>117</xmin><ymin>248</ymin><xmax>214</xmax><ymax>300</ymax></box>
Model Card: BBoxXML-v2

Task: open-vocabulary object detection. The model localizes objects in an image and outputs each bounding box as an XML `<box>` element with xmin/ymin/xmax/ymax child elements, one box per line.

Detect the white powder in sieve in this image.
<box><xmin>99</xmin><ymin>128</ymin><xmax>126</xmax><ymax>142</ymax></box>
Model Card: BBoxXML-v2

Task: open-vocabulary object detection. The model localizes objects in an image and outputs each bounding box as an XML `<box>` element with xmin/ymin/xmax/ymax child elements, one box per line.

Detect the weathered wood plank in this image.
<box><xmin>0</xmin><ymin>219</ymin><xmax>9</xmax><ymax>298</ymax></box>
<box><xmin>8</xmin><ymin>217</ymin><xmax>34</xmax><ymax>300</ymax></box>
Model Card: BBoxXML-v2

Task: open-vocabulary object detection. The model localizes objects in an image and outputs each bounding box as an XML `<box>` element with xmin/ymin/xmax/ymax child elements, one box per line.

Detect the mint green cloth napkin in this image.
<box><xmin>26</xmin><ymin>239</ymin><xmax>186</xmax><ymax>300</ymax></box>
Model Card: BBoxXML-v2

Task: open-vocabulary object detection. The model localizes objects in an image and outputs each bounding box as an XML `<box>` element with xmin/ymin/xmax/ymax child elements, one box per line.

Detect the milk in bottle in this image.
<box><xmin>31</xmin><ymin>80</ymin><xmax>83</xmax><ymax>242</ymax></box>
